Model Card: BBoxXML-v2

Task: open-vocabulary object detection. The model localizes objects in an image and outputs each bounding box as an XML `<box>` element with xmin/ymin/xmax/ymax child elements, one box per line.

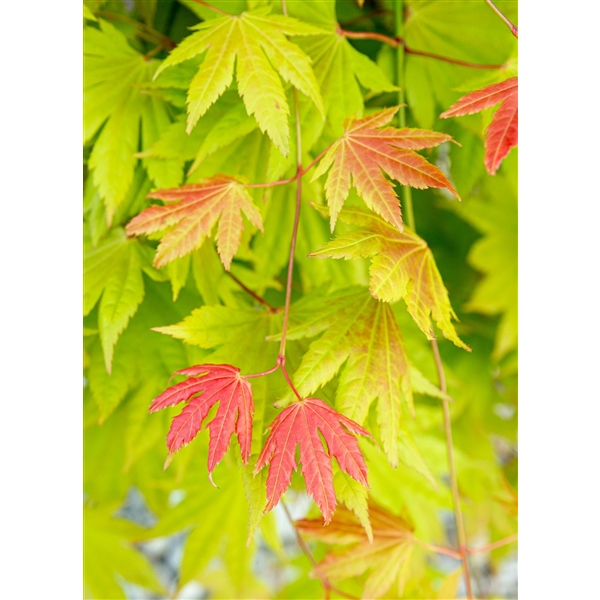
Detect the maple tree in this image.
<box><xmin>83</xmin><ymin>1</ymin><xmax>518</xmax><ymax>599</ymax></box>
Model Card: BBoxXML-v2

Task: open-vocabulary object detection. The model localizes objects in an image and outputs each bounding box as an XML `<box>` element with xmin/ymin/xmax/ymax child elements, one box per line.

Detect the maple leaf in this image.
<box><xmin>309</xmin><ymin>206</ymin><xmax>470</xmax><ymax>350</ymax></box>
<box><xmin>149</xmin><ymin>364</ymin><xmax>254</xmax><ymax>481</ymax></box>
<box><xmin>84</xmin><ymin>19</ymin><xmax>175</xmax><ymax>222</ymax></box>
<box><xmin>311</xmin><ymin>106</ymin><xmax>459</xmax><ymax>232</ymax></box>
<box><xmin>84</xmin><ymin>228</ymin><xmax>148</xmax><ymax>374</ymax></box>
<box><xmin>154</xmin><ymin>8</ymin><xmax>325</xmax><ymax>155</ymax></box>
<box><xmin>273</xmin><ymin>287</ymin><xmax>413</xmax><ymax>467</ymax></box>
<box><xmin>296</xmin><ymin>502</ymin><xmax>415</xmax><ymax>598</ymax></box>
<box><xmin>286</xmin><ymin>0</ymin><xmax>398</xmax><ymax>132</ymax></box>
<box><xmin>254</xmin><ymin>397</ymin><xmax>372</xmax><ymax>524</ymax></box>
<box><xmin>125</xmin><ymin>175</ymin><xmax>263</xmax><ymax>270</ymax></box>
<box><xmin>440</xmin><ymin>77</ymin><xmax>518</xmax><ymax>175</ymax></box>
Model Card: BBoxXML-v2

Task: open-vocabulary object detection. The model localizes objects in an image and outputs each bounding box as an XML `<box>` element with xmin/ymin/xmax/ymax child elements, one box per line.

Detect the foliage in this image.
<box><xmin>83</xmin><ymin>1</ymin><xmax>518</xmax><ymax>598</ymax></box>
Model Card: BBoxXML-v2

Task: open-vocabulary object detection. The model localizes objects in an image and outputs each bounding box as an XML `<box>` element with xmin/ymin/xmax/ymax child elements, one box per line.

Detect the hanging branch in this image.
<box><xmin>485</xmin><ymin>0</ymin><xmax>518</xmax><ymax>38</ymax></box>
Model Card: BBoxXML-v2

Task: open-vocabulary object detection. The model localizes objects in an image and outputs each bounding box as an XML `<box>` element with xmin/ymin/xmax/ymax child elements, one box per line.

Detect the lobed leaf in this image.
<box><xmin>440</xmin><ymin>77</ymin><xmax>518</xmax><ymax>175</ymax></box>
<box><xmin>126</xmin><ymin>176</ymin><xmax>263</xmax><ymax>270</ymax></box>
<box><xmin>309</xmin><ymin>206</ymin><xmax>470</xmax><ymax>350</ymax></box>
<box><xmin>254</xmin><ymin>397</ymin><xmax>371</xmax><ymax>524</ymax></box>
<box><xmin>149</xmin><ymin>363</ymin><xmax>254</xmax><ymax>480</ymax></box>
<box><xmin>311</xmin><ymin>107</ymin><xmax>458</xmax><ymax>232</ymax></box>
<box><xmin>274</xmin><ymin>287</ymin><xmax>413</xmax><ymax>467</ymax></box>
<box><xmin>296</xmin><ymin>502</ymin><xmax>415</xmax><ymax>598</ymax></box>
<box><xmin>155</xmin><ymin>9</ymin><xmax>325</xmax><ymax>155</ymax></box>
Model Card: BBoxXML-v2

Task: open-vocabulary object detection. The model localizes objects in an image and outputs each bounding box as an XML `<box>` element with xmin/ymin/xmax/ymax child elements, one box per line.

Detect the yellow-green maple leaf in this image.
<box><xmin>288</xmin><ymin>0</ymin><xmax>398</xmax><ymax>132</ymax></box>
<box><xmin>154</xmin><ymin>8</ymin><xmax>326</xmax><ymax>155</ymax></box>
<box><xmin>84</xmin><ymin>228</ymin><xmax>146</xmax><ymax>374</ymax></box>
<box><xmin>273</xmin><ymin>287</ymin><xmax>413</xmax><ymax>467</ymax></box>
<box><xmin>309</xmin><ymin>206</ymin><xmax>470</xmax><ymax>350</ymax></box>
<box><xmin>84</xmin><ymin>19</ymin><xmax>176</xmax><ymax>221</ymax></box>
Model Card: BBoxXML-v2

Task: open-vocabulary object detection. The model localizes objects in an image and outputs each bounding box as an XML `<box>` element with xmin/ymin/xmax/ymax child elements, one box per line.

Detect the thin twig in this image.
<box><xmin>341</xmin><ymin>9</ymin><xmax>394</xmax><ymax>28</ymax></box>
<box><xmin>226</xmin><ymin>270</ymin><xmax>276</xmax><ymax>311</ymax></box>
<box><xmin>394</xmin><ymin>1</ymin><xmax>415</xmax><ymax>230</ymax></box>
<box><xmin>413</xmin><ymin>537</ymin><xmax>461</xmax><ymax>560</ymax></box>
<box><xmin>277</xmin><ymin>90</ymin><xmax>303</xmax><ymax>361</ymax></box>
<box><xmin>96</xmin><ymin>11</ymin><xmax>176</xmax><ymax>49</ymax></box>
<box><xmin>338</xmin><ymin>26</ymin><xmax>502</xmax><ymax>70</ymax></box>
<box><xmin>485</xmin><ymin>0</ymin><xmax>518</xmax><ymax>38</ymax></box>
<box><xmin>468</xmin><ymin>533</ymin><xmax>518</xmax><ymax>554</ymax></box>
<box><xmin>405</xmin><ymin>46</ymin><xmax>503</xmax><ymax>70</ymax></box>
<box><xmin>281</xmin><ymin>501</ymin><xmax>359</xmax><ymax>600</ymax></box>
<box><xmin>244</xmin><ymin>175</ymin><xmax>297</xmax><ymax>189</ymax></box>
<box><xmin>431</xmin><ymin>334</ymin><xmax>474</xmax><ymax>599</ymax></box>
<box><xmin>244</xmin><ymin>357</ymin><xmax>283</xmax><ymax>379</ymax></box>
<box><xmin>189</xmin><ymin>0</ymin><xmax>230</xmax><ymax>15</ymax></box>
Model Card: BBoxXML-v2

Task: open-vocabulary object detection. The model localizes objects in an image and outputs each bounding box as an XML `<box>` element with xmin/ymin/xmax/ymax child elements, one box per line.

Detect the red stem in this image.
<box><xmin>281</xmin><ymin>363</ymin><xmax>303</xmax><ymax>401</ymax></box>
<box><xmin>244</xmin><ymin>358</ymin><xmax>283</xmax><ymax>379</ymax></box>
<box><xmin>338</xmin><ymin>26</ymin><xmax>503</xmax><ymax>70</ymax></box>
<box><xmin>405</xmin><ymin>46</ymin><xmax>503</xmax><ymax>70</ymax></box>
<box><xmin>226</xmin><ymin>271</ymin><xmax>276</xmax><ymax>311</ymax></box>
<box><xmin>244</xmin><ymin>175</ymin><xmax>297</xmax><ymax>189</ymax></box>
<box><xmin>277</xmin><ymin>89</ymin><xmax>303</xmax><ymax>363</ymax></box>
<box><xmin>485</xmin><ymin>0</ymin><xmax>518</xmax><ymax>38</ymax></box>
<box><xmin>189</xmin><ymin>0</ymin><xmax>229</xmax><ymax>15</ymax></box>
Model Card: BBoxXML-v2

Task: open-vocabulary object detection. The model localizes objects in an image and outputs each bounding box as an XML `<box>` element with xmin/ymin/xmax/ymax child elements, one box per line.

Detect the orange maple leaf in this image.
<box><xmin>296</xmin><ymin>502</ymin><xmax>416</xmax><ymax>598</ymax></box>
<box><xmin>126</xmin><ymin>175</ymin><xmax>263</xmax><ymax>270</ymax></box>
<box><xmin>311</xmin><ymin>106</ymin><xmax>459</xmax><ymax>232</ymax></box>
<box><xmin>440</xmin><ymin>77</ymin><xmax>518</xmax><ymax>175</ymax></box>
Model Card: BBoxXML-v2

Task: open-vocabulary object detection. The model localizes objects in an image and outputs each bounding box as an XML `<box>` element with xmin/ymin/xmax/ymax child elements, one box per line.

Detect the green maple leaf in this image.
<box><xmin>460</xmin><ymin>175</ymin><xmax>518</xmax><ymax>358</ymax></box>
<box><xmin>84</xmin><ymin>228</ymin><xmax>146</xmax><ymax>373</ymax></box>
<box><xmin>288</xmin><ymin>0</ymin><xmax>398</xmax><ymax>132</ymax></box>
<box><xmin>271</xmin><ymin>287</ymin><xmax>412</xmax><ymax>467</ymax></box>
<box><xmin>309</xmin><ymin>205</ymin><xmax>470</xmax><ymax>350</ymax></box>
<box><xmin>84</xmin><ymin>20</ymin><xmax>176</xmax><ymax>222</ymax></box>
<box><xmin>154</xmin><ymin>7</ymin><xmax>326</xmax><ymax>155</ymax></box>
<box><xmin>84</xmin><ymin>503</ymin><xmax>165</xmax><ymax>600</ymax></box>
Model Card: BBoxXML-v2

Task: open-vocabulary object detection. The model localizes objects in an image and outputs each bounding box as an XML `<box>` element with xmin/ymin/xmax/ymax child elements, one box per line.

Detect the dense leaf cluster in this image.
<box><xmin>83</xmin><ymin>1</ymin><xmax>518</xmax><ymax>598</ymax></box>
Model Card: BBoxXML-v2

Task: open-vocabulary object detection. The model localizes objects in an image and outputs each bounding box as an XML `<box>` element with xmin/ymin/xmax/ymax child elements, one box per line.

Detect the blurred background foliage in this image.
<box><xmin>83</xmin><ymin>0</ymin><xmax>517</xmax><ymax>598</ymax></box>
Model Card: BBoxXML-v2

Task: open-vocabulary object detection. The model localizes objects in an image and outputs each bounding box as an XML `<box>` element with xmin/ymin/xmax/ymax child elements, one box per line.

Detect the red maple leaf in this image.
<box><xmin>440</xmin><ymin>77</ymin><xmax>518</xmax><ymax>175</ymax></box>
<box><xmin>149</xmin><ymin>364</ymin><xmax>253</xmax><ymax>482</ymax></box>
<box><xmin>254</xmin><ymin>397</ymin><xmax>372</xmax><ymax>524</ymax></box>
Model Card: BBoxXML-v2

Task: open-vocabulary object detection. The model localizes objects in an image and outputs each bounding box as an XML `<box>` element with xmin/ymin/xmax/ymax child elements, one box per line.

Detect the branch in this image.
<box><xmin>281</xmin><ymin>500</ymin><xmax>359</xmax><ymax>600</ymax></box>
<box><xmin>226</xmin><ymin>271</ymin><xmax>277</xmax><ymax>311</ymax></box>
<box><xmin>189</xmin><ymin>0</ymin><xmax>230</xmax><ymax>15</ymax></box>
<box><xmin>277</xmin><ymin>89</ymin><xmax>303</xmax><ymax>363</ymax></box>
<box><xmin>431</xmin><ymin>334</ymin><xmax>474</xmax><ymax>599</ymax></box>
<box><xmin>95</xmin><ymin>11</ymin><xmax>176</xmax><ymax>49</ymax></box>
<box><xmin>468</xmin><ymin>533</ymin><xmax>518</xmax><ymax>554</ymax></box>
<box><xmin>405</xmin><ymin>46</ymin><xmax>503</xmax><ymax>70</ymax></box>
<box><xmin>337</xmin><ymin>25</ymin><xmax>503</xmax><ymax>70</ymax></box>
<box><xmin>485</xmin><ymin>0</ymin><xmax>518</xmax><ymax>38</ymax></box>
<box><xmin>413</xmin><ymin>537</ymin><xmax>461</xmax><ymax>560</ymax></box>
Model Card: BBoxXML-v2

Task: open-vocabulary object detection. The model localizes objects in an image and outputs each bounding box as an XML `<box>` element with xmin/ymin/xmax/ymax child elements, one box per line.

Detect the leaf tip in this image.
<box><xmin>208</xmin><ymin>471</ymin><xmax>220</xmax><ymax>489</ymax></box>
